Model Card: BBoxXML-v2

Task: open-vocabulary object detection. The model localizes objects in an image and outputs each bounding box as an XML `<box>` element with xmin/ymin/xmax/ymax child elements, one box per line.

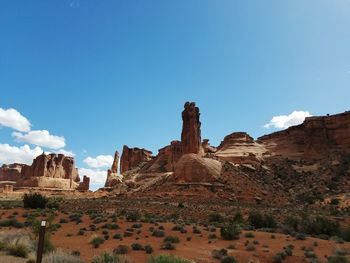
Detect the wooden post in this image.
<box><xmin>36</xmin><ymin>220</ymin><xmax>46</xmax><ymax>263</ymax></box>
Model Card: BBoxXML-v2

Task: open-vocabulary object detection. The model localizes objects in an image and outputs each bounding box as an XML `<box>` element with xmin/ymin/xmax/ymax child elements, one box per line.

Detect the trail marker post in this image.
<box><xmin>36</xmin><ymin>220</ymin><xmax>46</xmax><ymax>263</ymax></box>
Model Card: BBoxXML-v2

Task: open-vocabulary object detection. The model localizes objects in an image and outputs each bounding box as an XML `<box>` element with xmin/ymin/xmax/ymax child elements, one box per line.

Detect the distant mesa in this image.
<box><xmin>0</xmin><ymin>153</ymin><xmax>89</xmax><ymax>191</ymax></box>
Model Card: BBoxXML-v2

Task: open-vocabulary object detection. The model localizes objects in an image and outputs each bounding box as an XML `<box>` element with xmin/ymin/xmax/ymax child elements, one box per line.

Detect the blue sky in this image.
<box><xmin>1</xmin><ymin>0</ymin><xmax>349</xmax><ymax>190</ymax></box>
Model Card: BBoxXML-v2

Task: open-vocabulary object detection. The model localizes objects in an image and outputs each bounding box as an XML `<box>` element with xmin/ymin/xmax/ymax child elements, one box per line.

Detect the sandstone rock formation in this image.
<box><xmin>215</xmin><ymin>132</ymin><xmax>267</xmax><ymax>165</ymax></box>
<box><xmin>144</xmin><ymin>140</ymin><xmax>183</xmax><ymax>173</ymax></box>
<box><xmin>105</xmin><ymin>151</ymin><xmax>123</xmax><ymax>187</ymax></box>
<box><xmin>0</xmin><ymin>153</ymin><xmax>89</xmax><ymax>190</ymax></box>
<box><xmin>174</xmin><ymin>154</ymin><xmax>222</xmax><ymax>183</ymax></box>
<box><xmin>181</xmin><ymin>102</ymin><xmax>202</xmax><ymax>154</ymax></box>
<box><xmin>0</xmin><ymin>164</ymin><xmax>25</xmax><ymax>182</ymax></box>
<box><xmin>22</xmin><ymin>153</ymin><xmax>80</xmax><ymax>181</ymax></box>
<box><xmin>258</xmin><ymin>111</ymin><xmax>350</xmax><ymax>159</ymax></box>
<box><xmin>120</xmin><ymin>145</ymin><xmax>153</xmax><ymax>174</ymax></box>
<box><xmin>101</xmin><ymin>102</ymin><xmax>350</xmax><ymax>204</ymax></box>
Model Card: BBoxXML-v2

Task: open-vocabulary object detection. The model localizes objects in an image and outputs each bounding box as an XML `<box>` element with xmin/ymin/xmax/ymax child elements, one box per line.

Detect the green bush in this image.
<box><xmin>90</xmin><ymin>236</ymin><xmax>105</xmax><ymax>248</ymax></box>
<box><xmin>144</xmin><ymin>244</ymin><xmax>153</xmax><ymax>254</ymax></box>
<box><xmin>248</xmin><ymin>211</ymin><xmax>276</xmax><ymax>229</ymax></box>
<box><xmin>147</xmin><ymin>254</ymin><xmax>190</xmax><ymax>263</ymax></box>
<box><xmin>209</xmin><ymin>213</ymin><xmax>225</xmax><ymax>223</ymax></box>
<box><xmin>23</xmin><ymin>192</ymin><xmax>48</xmax><ymax>209</ymax></box>
<box><xmin>341</xmin><ymin>226</ymin><xmax>350</xmax><ymax>242</ymax></box>
<box><xmin>131</xmin><ymin>243</ymin><xmax>143</xmax><ymax>251</ymax></box>
<box><xmin>152</xmin><ymin>230</ymin><xmax>165</xmax><ymax>237</ymax></box>
<box><xmin>161</xmin><ymin>242</ymin><xmax>176</xmax><ymax>250</ymax></box>
<box><xmin>327</xmin><ymin>255</ymin><xmax>349</xmax><ymax>263</ymax></box>
<box><xmin>163</xmin><ymin>236</ymin><xmax>180</xmax><ymax>243</ymax></box>
<box><xmin>91</xmin><ymin>252</ymin><xmax>128</xmax><ymax>263</ymax></box>
<box><xmin>113</xmin><ymin>245</ymin><xmax>129</xmax><ymax>255</ymax></box>
<box><xmin>113</xmin><ymin>233</ymin><xmax>122</xmax><ymax>239</ymax></box>
<box><xmin>126</xmin><ymin>211</ymin><xmax>141</xmax><ymax>222</ymax></box>
<box><xmin>221</xmin><ymin>256</ymin><xmax>237</xmax><ymax>263</ymax></box>
<box><xmin>0</xmin><ymin>218</ymin><xmax>24</xmax><ymax>228</ymax></box>
<box><xmin>220</xmin><ymin>224</ymin><xmax>240</xmax><ymax>240</ymax></box>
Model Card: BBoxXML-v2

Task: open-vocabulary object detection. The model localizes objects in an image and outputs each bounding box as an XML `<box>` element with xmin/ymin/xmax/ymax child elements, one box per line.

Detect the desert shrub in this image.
<box><xmin>209</xmin><ymin>213</ymin><xmax>225</xmax><ymax>223</ymax></box>
<box><xmin>304</xmin><ymin>250</ymin><xmax>317</xmax><ymax>258</ymax></box>
<box><xmin>327</xmin><ymin>255</ymin><xmax>349</xmax><ymax>263</ymax></box>
<box><xmin>91</xmin><ymin>252</ymin><xmax>128</xmax><ymax>263</ymax></box>
<box><xmin>102</xmin><ymin>223</ymin><xmax>119</xmax><ymax>230</ymax></box>
<box><xmin>77</xmin><ymin>229</ymin><xmax>85</xmax><ymax>236</ymax></box>
<box><xmin>131</xmin><ymin>223</ymin><xmax>142</xmax><ymax>229</ymax></box>
<box><xmin>272</xmin><ymin>253</ymin><xmax>283</xmax><ymax>263</ymax></box>
<box><xmin>245</xmin><ymin>243</ymin><xmax>255</xmax><ymax>251</ymax></box>
<box><xmin>303</xmin><ymin>216</ymin><xmax>340</xmax><ymax>237</ymax></box>
<box><xmin>144</xmin><ymin>244</ymin><xmax>153</xmax><ymax>254</ymax></box>
<box><xmin>152</xmin><ymin>230</ymin><xmax>165</xmax><ymax>237</ymax></box>
<box><xmin>23</xmin><ymin>192</ymin><xmax>48</xmax><ymax>209</ymax></box>
<box><xmin>244</xmin><ymin>232</ymin><xmax>255</xmax><ymax>238</ymax></box>
<box><xmin>123</xmin><ymin>231</ymin><xmax>133</xmax><ymax>237</ymax></box>
<box><xmin>147</xmin><ymin>254</ymin><xmax>190</xmax><ymax>263</ymax></box>
<box><xmin>113</xmin><ymin>233</ymin><xmax>122</xmax><ymax>239</ymax></box>
<box><xmin>232</xmin><ymin>212</ymin><xmax>244</xmax><ymax>224</ymax></box>
<box><xmin>131</xmin><ymin>243</ymin><xmax>143</xmax><ymax>251</ymax></box>
<box><xmin>46</xmin><ymin>197</ymin><xmax>62</xmax><ymax>210</ymax></box>
<box><xmin>0</xmin><ymin>232</ymin><xmax>34</xmax><ymax>258</ymax></box>
<box><xmin>161</xmin><ymin>242</ymin><xmax>176</xmax><ymax>250</ymax></box>
<box><xmin>220</xmin><ymin>223</ymin><xmax>240</xmax><ymax>240</ymax></box>
<box><xmin>113</xmin><ymin>245</ymin><xmax>129</xmax><ymax>255</ymax></box>
<box><xmin>340</xmin><ymin>226</ymin><xmax>350</xmax><ymax>242</ymax></box>
<box><xmin>0</xmin><ymin>218</ymin><xmax>24</xmax><ymax>228</ymax></box>
<box><xmin>212</xmin><ymin>248</ymin><xmax>227</xmax><ymax>259</ymax></box>
<box><xmin>126</xmin><ymin>211</ymin><xmax>141</xmax><ymax>222</ymax></box>
<box><xmin>192</xmin><ymin>226</ymin><xmax>201</xmax><ymax>234</ymax></box>
<box><xmin>59</xmin><ymin>218</ymin><xmax>68</xmax><ymax>224</ymax></box>
<box><xmin>248</xmin><ymin>211</ymin><xmax>276</xmax><ymax>229</ymax></box>
<box><xmin>221</xmin><ymin>256</ymin><xmax>237</xmax><ymax>263</ymax></box>
<box><xmin>295</xmin><ymin>233</ymin><xmax>306</xmax><ymax>240</ymax></box>
<box><xmin>90</xmin><ymin>236</ymin><xmax>105</xmax><ymax>248</ymax></box>
<box><xmin>29</xmin><ymin>214</ymin><xmax>56</xmax><ymax>253</ymax></box>
<box><xmin>7</xmin><ymin>243</ymin><xmax>29</xmax><ymax>258</ymax></box>
<box><xmin>284</xmin><ymin>246</ymin><xmax>293</xmax><ymax>256</ymax></box>
<box><xmin>163</xmin><ymin>236</ymin><xmax>180</xmax><ymax>243</ymax></box>
<box><xmin>69</xmin><ymin>213</ymin><xmax>83</xmax><ymax>223</ymax></box>
<box><xmin>42</xmin><ymin>250</ymin><xmax>83</xmax><ymax>263</ymax></box>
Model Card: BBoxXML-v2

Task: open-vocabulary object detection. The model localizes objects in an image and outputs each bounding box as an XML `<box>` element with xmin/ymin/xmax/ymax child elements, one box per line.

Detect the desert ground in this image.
<box><xmin>0</xmin><ymin>195</ymin><xmax>349</xmax><ymax>263</ymax></box>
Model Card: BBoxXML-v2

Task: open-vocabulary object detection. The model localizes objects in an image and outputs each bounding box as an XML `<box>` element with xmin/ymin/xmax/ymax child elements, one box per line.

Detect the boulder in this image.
<box><xmin>174</xmin><ymin>154</ymin><xmax>222</xmax><ymax>183</ymax></box>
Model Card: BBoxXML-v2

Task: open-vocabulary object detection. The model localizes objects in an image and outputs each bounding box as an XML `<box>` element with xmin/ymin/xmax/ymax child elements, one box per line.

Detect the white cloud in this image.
<box><xmin>0</xmin><ymin>143</ymin><xmax>43</xmax><ymax>165</ymax></box>
<box><xmin>78</xmin><ymin>168</ymin><xmax>107</xmax><ymax>184</ymax></box>
<box><xmin>264</xmin><ymin>111</ymin><xmax>312</xmax><ymax>129</ymax></box>
<box><xmin>0</xmin><ymin>108</ymin><xmax>31</xmax><ymax>132</ymax></box>
<box><xmin>57</xmin><ymin>149</ymin><xmax>75</xmax><ymax>157</ymax></box>
<box><xmin>83</xmin><ymin>155</ymin><xmax>113</xmax><ymax>168</ymax></box>
<box><xmin>12</xmin><ymin>130</ymin><xmax>66</xmax><ymax>149</ymax></box>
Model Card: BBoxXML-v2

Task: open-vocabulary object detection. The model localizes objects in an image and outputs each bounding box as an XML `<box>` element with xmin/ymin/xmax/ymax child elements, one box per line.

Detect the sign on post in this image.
<box><xmin>36</xmin><ymin>220</ymin><xmax>46</xmax><ymax>263</ymax></box>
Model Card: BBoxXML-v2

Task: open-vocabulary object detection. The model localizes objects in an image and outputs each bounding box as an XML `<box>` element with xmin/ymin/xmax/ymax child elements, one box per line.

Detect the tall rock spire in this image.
<box><xmin>181</xmin><ymin>102</ymin><xmax>201</xmax><ymax>154</ymax></box>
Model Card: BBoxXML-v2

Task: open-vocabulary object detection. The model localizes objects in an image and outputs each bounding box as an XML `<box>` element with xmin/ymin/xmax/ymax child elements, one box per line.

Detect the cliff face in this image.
<box><xmin>0</xmin><ymin>153</ymin><xmax>89</xmax><ymax>190</ymax></box>
<box><xmin>258</xmin><ymin>111</ymin><xmax>350</xmax><ymax>159</ymax></box>
<box><xmin>22</xmin><ymin>153</ymin><xmax>79</xmax><ymax>181</ymax></box>
<box><xmin>120</xmin><ymin>146</ymin><xmax>153</xmax><ymax>174</ymax></box>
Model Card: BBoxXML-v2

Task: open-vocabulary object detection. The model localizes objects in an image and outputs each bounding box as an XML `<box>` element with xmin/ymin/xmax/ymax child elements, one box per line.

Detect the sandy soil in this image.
<box><xmin>0</xmin><ymin>208</ymin><xmax>349</xmax><ymax>263</ymax></box>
